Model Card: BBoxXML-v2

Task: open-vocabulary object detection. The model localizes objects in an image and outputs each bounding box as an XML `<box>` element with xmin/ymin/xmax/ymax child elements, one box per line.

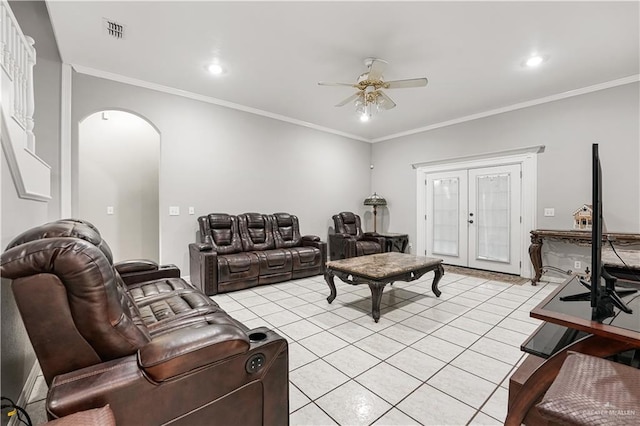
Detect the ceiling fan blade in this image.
<box><xmin>377</xmin><ymin>91</ymin><xmax>396</xmax><ymax>110</ymax></box>
<box><xmin>385</xmin><ymin>77</ymin><xmax>428</xmax><ymax>89</ymax></box>
<box><xmin>335</xmin><ymin>92</ymin><xmax>360</xmax><ymax>107</ymax></box>
<box><xmin>318</xmin><ymin>81</ymin><xmax>357</xmax><ymax>87</ymax></box>
<box><xmin>367</xmin><ymin>58</ymin><xmax>387</xmax><ymax>81</ymax></box>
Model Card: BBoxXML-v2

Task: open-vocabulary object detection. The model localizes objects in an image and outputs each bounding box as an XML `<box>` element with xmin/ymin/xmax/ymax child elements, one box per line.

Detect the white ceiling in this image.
<box><xmin>45</xmin><ymin>1</ymin><xmax>639</xmax><ymax>142</ymax></box>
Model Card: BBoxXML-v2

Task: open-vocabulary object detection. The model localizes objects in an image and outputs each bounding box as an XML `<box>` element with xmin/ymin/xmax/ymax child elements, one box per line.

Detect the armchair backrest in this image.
<box><xmin>272</xmin><ymin>212</ymin><xmax>302</xmax><ymax>248</ymax></box>
<box><xmin>198</xmin><ymin>214</ymin><xmax>243</xmax><ymax>254</ymax></box>
<box><xmin>1</xmin><ymin>236</ymin><xmax>151</xmax><ymax>384</ymax></box>
<box><xmin>7</xmin><ymin>218</ymin><xmax>114</xmax><ymax>262</ymax></box>
<box><xmin>333</xmin><ymin>211</ymin><xmax>364</xmax><ymax>238</ymax></box>
<box><xmin>238</xmin><ymin>213</ymin><xmax>275</xmax><ymax>251</ymax></box>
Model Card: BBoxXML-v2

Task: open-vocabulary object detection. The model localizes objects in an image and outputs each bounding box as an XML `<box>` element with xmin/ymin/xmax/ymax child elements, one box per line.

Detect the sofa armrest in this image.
<box><xmin>192</xmin><ymin>242</ymin><xmax>213</xmax><ymax>251</ymax></box>
<box><xmin>138</xmin><ymin>325</ymin><xmax>250</xmax><ymax>382</ymax></box>
<box><xmin>332</xmin><ymin>233</ymin><xmax>355</xmax><ymax>240</ymax></box>
<box><xmin>302</xmin><ymin>236</ymin><xmax>327</xmax><ymax>272</ymax></box>
<box><xmin>115</xmin><ymin>259</ymin><xmax>158</xmax><ymax>274</ymax></box>
<box><xmin>189</xmin><ymin>243</ymin><xmax>218</xmax><ymax>295</ymax></box>
<box><xmin>115</xmin><ymin>260</ymin><xmax>181</xmax><ymax>286</ymax></box>
<box><xmin>47</xmin><ymin>330</ymin><xmax>289</xmax><ymax>425</ymax></box>
<box><xmin>328</xmin><ymin>233</ymin><xmax>356</xmax><ymax>260</ymax></box>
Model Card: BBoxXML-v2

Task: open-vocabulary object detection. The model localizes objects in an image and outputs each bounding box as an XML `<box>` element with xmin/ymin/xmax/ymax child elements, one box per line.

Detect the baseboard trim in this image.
<box><xmin>9</xmin><ymin>361</ymin><xmax>39</xmax><ymax>426</ymax></box>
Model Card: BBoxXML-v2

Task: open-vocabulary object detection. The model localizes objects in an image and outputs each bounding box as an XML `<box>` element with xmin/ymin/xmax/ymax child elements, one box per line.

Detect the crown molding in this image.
<box><xmin>372</xmin><ymin>74</ymin><xmax>640</xmax><ymax>143</ymax></box>
<box><xmin>71</xmin><ymin>64</ymin><xmax>370</xmax><ymax>143</ymax></box>
<box><xmin>71</xmin><ymin>64</ymin><xmax>639</xmax><ymax>145</ymax></box>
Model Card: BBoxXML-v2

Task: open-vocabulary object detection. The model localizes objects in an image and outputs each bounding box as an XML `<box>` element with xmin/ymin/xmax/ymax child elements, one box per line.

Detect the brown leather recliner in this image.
<box><xmin>1</xmin><ymin>220</ymin><xmax>289</xmax><ymax>426</ymax></box>
<box><xmin>330</xmin><ymin>212</ymin><xmax>385</xmax><ymax>259</ymax></box>
<box><xmin>190</xmin><ymin>212</ymin><xmax>326</xmax><ymax>295</ymax></box>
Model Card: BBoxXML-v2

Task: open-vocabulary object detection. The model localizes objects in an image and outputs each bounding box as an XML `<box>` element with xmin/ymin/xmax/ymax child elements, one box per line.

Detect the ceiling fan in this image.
<box><xmin>318</xmin><ymin>58</ymin><xmax>428</xmax><ymax>121</ymax></box>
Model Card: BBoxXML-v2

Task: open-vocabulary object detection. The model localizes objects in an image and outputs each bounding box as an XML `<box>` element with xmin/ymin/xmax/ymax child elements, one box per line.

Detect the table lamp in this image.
<box><xmin>364</xmin><ymin>192</ymin><xmax>387</xmax><ymax>233</ymax></box>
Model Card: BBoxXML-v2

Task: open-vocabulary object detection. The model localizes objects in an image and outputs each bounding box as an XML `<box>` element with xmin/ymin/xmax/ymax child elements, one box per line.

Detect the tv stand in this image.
<box><xmin>559</xmin><ymin>269</ymin><xmax>636</xmax><ymax>321</ymax></box>
<box><xmin>506</xmin><ymin>276</ymin><xmax>640</xmax><ymax>425</ymax></box>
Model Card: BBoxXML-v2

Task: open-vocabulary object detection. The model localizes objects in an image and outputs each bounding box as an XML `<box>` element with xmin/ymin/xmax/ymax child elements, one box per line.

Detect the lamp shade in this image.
<box><xmin>364</xmin><ymin>192</ymin><xmax>387</xmax><ymax>206</ymax></box>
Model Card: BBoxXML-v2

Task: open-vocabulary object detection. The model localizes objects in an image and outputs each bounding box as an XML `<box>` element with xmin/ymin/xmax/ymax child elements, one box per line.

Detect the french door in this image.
<box><xmin>425</xmin><ymin>164</ymin><xmax>522</xmax><ymax>275</ymax></box>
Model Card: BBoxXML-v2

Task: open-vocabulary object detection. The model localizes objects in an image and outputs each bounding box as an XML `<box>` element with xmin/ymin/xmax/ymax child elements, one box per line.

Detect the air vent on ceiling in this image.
<box><xmin>103</xmin><ymin>18</ymin><xmax>125</xmax><ymax>39</ymax></box>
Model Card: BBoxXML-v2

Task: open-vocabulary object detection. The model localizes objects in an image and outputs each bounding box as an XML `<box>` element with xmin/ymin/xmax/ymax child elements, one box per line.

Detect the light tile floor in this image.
<box><xmin>25</xmin><ymin>271</ymin><xmax>558</xmax><ymax>425</ymax></box>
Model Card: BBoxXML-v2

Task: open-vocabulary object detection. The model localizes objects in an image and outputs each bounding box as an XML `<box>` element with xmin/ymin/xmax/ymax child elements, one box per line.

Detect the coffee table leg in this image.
<box><xmin>368</xmin><ymin>282</ymin><xmax>386</xmax><ymax>323</ymax></box>
<box><xmin>431</xmin><ymin>264</ymin><xmax>444</xmax><ymax>297</ymax></box>
<box><xmin>324</xmin><ymin>271</ymin><xmax>337</xmax><ymax>303</ymax></box>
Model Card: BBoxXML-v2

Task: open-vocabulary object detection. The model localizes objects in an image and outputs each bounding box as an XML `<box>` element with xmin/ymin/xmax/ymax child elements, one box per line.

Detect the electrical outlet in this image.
<box><xmin>574</xmin><ymin>261</ymin><xmax>581</xmax><ymax>270</ymax></box>
<box><xmin>544</xmin><ymin>208</ymin><xmax>555</xmax><ymax>217</ymax></box>
<box><xmin>106</xmin><ymin>206</ymin><xmax>114</xmax><ymax>215</ymax></box>
<box><xmin>169</xmin><ymin>206</ymin><xmax>180</xmax><ymax>216</ymax></box>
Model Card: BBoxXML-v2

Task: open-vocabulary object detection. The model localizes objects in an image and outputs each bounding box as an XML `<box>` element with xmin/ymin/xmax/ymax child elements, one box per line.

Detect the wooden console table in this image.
<box><xmin>529</xmin><ymin>229</ymin><xmax>640</xmax><ymax>285</ymax></box>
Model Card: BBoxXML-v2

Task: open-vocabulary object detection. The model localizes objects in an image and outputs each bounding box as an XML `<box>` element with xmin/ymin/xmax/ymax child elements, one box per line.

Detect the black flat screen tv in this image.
<box><xmin>559</xmin><ymin>143</ymin><xmax>636</xmax><ymax>322</ymax></box>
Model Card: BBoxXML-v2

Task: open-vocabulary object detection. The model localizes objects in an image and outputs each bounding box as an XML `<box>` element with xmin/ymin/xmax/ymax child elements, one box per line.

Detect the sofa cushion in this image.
<box><xmin>239</xmin><ymin>213</ymin><xmax>275</xmax><ymax>251</ymax></box>
<box><xmin>199</xmin><ymin>214</ymin><xmax>243</xmax><ymax>254</ymax></box>
<box><xmin>356</xmin><ymin>240</ymin><xmax>382</xmax><ymax>256</ymax></box>
<box><xmin>288</xmin><ymin>246</ymin><xmax>322</xmax><ymax>270</ymax></box>
<box><xmin>255</xmin><ymin>249</ymin><xmax>293</xmax><ymax>276</ymax></box>
<box><xmin>130</xmin><ymin>278</ymin><xmax>223</xmax><ymax>330</ymax></box>
<box><xmin>336</xmin><ymin>211</ymin><xmax>363</xmax><ymax>238</ymax></box>
<box><xmin>272</xmin><ymin>213</ymin><xmax>302</xmax><ymax>248</ymax></box>
<box><xmin>217</xmin><ymin>252</ymin><xmax>260</xmax><ymax>283</ymax></box>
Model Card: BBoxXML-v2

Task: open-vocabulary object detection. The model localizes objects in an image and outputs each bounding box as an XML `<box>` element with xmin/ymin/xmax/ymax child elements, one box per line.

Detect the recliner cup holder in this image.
<box><xmin>248</xmin><ymin>332</ymin><xmax>267</xmax><ymax>342</ymax></box>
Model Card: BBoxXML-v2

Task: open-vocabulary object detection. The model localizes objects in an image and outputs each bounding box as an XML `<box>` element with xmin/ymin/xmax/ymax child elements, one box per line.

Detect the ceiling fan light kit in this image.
<box><xmin>319</xmin><ymin>58</ymin><xmax>428</xmax><ymax>121</ymax></box>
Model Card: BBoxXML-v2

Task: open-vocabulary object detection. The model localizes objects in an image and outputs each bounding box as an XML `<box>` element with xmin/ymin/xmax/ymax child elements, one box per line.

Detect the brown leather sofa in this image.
<box><xmin>190</xmin><ymin>212</ymin><xmax>326</xmax><ymax>295</ymax></box>
<box><xmin>329</xmin><ymin>211</ymin><xmax>385</xmax><ymax>259</ymax></box>
<box><xmin>1</xmin><ymin>220</ymin><xmax>289</xmax><ymax>426</ymax></box>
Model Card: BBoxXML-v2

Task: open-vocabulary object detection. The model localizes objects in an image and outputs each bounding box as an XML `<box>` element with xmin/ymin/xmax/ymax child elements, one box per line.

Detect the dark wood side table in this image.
<box><xmin>528</xmin><ymin>229</ymin><xmax>640</xmax><ymax>285</ymax></box>
<box><xmin>372</xmin><ymin>232</ymin><xmax>409</xmax><ymax>253</ymax></box>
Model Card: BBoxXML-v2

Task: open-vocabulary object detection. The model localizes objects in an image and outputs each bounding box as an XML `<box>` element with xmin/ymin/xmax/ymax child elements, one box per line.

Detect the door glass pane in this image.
<box><xmin>432</xmin><ymin>178</ymin><xmax>459</xmax><ymax>256</ymax></box>
<box><xmin>476</xmin><ymin>173</ymin><xmax>510</xmax><ymax>262</ymax></box>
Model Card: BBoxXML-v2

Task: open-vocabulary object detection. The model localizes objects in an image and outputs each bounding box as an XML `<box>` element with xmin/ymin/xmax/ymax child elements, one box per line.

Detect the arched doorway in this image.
<box><xmin>78</xmin><ymin>110</ymin><xmax>160</xmax><ymax>262</ymax></box>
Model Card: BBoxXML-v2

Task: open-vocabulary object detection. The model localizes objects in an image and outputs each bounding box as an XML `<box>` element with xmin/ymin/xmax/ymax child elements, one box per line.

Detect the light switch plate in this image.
<box><xmin>169</xmin><ymin>206</ymin><xmax>180</xmax><ymax>216</ymax></box>
<box><xmin>107</xmin><ymin>206</ymin><xmax>114</xmax><ymax>215</ymax></box>
<box><xmin>188</xmin><ymin>207</ymin><xmax>195</xmax><ymax>215</ymax></box>
<box><xmin>544</xmin><ymin>208</ymin><xmax>555</xmax><ymax>217</ymax></box>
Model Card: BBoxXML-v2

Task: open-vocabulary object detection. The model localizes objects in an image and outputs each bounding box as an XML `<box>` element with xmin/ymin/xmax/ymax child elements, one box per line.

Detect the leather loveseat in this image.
<box><xmin>0</xmin><ymin>219</ymin><xmax>289</xmax><ymax>426</ymax></box>
<box><xmin>189</xmin><ymin>212</ymin><xmax>326</xmax><ymax>295</ymax></box>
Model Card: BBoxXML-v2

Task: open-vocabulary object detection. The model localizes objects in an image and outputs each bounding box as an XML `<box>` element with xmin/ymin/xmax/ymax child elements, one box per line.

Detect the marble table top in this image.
<box><xmin>326</xmin><ymin>252</ymin><xmax>443</xmax><ymax>280</ymax></box>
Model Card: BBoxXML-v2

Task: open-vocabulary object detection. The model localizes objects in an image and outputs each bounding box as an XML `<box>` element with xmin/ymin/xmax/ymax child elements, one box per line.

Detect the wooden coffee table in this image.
<box><xmin>324</xmin><ymin>252</ymin><xmax>444</xmax><ymax>322</ymax></box>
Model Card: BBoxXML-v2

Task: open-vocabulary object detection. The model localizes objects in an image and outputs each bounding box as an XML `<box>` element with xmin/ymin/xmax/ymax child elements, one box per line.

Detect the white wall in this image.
<box><xmin>371</xmin><ymin>82</ymin><xmax>640</xmax><ymax>275</ymax></box>
<box><xmin>72</xmin><ymin>73</ymin><xmax>372</xmax><ymax>272</ymax></box>
<box><xmin>2</xmin><ymin>1</ymin><xmax>62</xmax><ymax>409</ymax></box>
<box><xmin>79</xmin><ymin>111</ymin><xmax>160</xmax><ymax>262</ymax></box>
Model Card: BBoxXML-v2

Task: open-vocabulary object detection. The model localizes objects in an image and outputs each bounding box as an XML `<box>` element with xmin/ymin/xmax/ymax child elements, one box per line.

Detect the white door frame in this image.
<box><xmin>415</xmin><ymin>146</ymin><xmax>542</xmax><ymax>278</ymax></box>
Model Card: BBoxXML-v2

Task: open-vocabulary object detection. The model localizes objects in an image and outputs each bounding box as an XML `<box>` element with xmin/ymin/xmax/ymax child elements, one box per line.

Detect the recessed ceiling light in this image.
<box><xmin>525</xmin><ymin>55</ymin><xmax>544</xmax><ymax>67</ymax></box>
<box><xmin>207</xmin><ymin>63</ymin><xmax>224</xmax><ymax>75</ymax></box>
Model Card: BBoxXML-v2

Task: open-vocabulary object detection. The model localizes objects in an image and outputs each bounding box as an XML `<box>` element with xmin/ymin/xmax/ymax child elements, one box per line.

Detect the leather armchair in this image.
<box><xmin>330</xmin><ymin>212</ymin><xmax>385</xmax><ymax>259</ymax></box>
<box><xmin>1</xmin><ymin>220</ymin><xmax>289</xmax><ymax>426</ymax></box>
